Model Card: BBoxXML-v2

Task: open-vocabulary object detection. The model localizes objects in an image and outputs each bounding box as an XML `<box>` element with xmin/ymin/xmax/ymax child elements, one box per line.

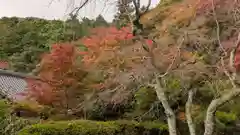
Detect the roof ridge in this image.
<box><xmin>0</xmin><ymin>69</ymin><xmax>41</xmax><ymax>80</ymax></box>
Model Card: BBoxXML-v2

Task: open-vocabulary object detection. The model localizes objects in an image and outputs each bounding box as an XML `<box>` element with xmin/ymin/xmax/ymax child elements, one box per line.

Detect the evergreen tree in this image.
<box><xmin>112</xmin><ymin>0</ymin><xmax>135</xmax><ymax>28</ymax></box>
<box><xmin>94</xmin><ymin>15</ymin><xmax>109</xmax><ymax>27</ymax></box>
<box><xmin>65</xmin><ymin>13</ymin><xmax>89</xmax><ymax>41</ymax></box>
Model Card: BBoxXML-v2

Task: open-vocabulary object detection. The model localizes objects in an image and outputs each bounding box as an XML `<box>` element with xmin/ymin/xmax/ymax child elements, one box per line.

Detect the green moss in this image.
<box><xmin>18</xmin><ymin>120</ymin><xmax>168</xmax><ymax>135</ymax></box>
<box><xmin>216</xmin><ymin>111</ymin><xmax>237</xmax><ymax>124</ymax></box>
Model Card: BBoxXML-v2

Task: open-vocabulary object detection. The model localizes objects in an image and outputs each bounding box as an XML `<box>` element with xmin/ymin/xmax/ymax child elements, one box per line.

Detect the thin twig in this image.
<box><xmin>144</xmin><ymin>0</ymin><xmax>151</xmax><ymax>13</ymax></box>
<box><xmin>211</xmin><ymin>0</ymin><xmax>227</xmax><ymax>56</ymax></box>
<box><xmin>220</xmin><ymin>57</ymin><xmax>236</xmax><ymax>88</ymax></box>
<box><xmin>70</xmin><ymin>0</ymin><xmax>91</xmax><ymax>16</ymax></box>
<box><xmin>136</xmin><ymin>102</ymin><xmax>156</xmax><ymax>121</ymax></box>
<box><xmin>121</xmin><ymin>1</ymin><xmax>134</xmax><ymax>32</ymax></box>
<box><xmin>158</xmin><ymin>37</ymin><xmax>185</xmax><ymax>78</ymax></box>
<box><xmin>212</xmin><ymin>0</ymin><xmax>240</xmax><ymax>88</ymax></box>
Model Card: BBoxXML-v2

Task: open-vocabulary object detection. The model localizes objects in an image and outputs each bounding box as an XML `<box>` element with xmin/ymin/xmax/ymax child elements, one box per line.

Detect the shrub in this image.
<box><xmin>11</xmin><ymin>100</ymin><xmax>54</xmax><ymax>119</ymax></box>
<box><xmin>0</xmin><ymin>100</ymin><xmax>39</xmax><ymax>135</ymax></box>
<box><xmin>134</xmin><ymin>86</ymin><xmax>157</xmax><ymax>110</ymax></box>
<box><xmin>0</xmin><ymin>99</ymin><xmax>10</xmax><ymax>120</ymax></box>
<box><xmin>3</xmin><ymin>117</ymin><xmax>39</xmax><ymax>135</ymax></box>
<box><xmin>0</xmin><ymin>99</ymin><xmax>10</xmax><ymax>132</ymax></box>
<box><xmin>18</xmin><ymin>120</ymin><xmax>168</xmax><ymax>135</ymax></box>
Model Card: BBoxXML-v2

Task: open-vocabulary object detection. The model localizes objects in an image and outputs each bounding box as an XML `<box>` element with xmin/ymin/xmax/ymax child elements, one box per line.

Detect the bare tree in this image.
<box><xmin>134</xmin><ymin>1</ymin><xmax>240</xmax><ymax>135</ymax></box>
<box><xmin>147</xmin><ymin>29</ymin><xmax>240</xmax><ymax>135</ymax></box>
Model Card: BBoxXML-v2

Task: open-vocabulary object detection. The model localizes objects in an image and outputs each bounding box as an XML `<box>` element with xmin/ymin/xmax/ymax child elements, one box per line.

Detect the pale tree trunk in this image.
<box><xmin>185</xmin><ymin>90</ymin><xmax>196</xmax><ymax>135</ymax></box>
<box><xmin>204</xmin><ymin>88</ymin><xmax>240</xmax><ymax>135</ymax></box>
<box><xmin>154</xmin><ymin>77</ymin><xmax>177</xmax><ymax>135</ymax></box>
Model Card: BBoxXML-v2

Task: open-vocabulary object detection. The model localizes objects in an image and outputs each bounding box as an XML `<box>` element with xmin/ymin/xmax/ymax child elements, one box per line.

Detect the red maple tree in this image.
<box><xmin>26</xmin><ymin>26</ymin><xmax>154</xmax><ymax>107</ymax></box>
<box><xmin>26</xmin><ymin>43</ymin><xmax>88</xmax><ymax>108</ymax></box>
<box><xmin>79</xmin><ymin>26</ymin><xmax>134</xmax><ymax>67</ymax></box>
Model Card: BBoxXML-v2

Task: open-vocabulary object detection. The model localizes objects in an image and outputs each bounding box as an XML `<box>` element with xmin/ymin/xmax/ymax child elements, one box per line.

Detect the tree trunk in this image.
<box><xmin>185</xmin><ymin>90</ymin><xmax>196</xmax><ymax>135</ymax></box>
<box><xmin>154</xmin><ymin>77</ymin><xmax>177</xmax><ymax>135</ymax></box>
<box><xmin>204</xmin><ymin>88</ymin><xmax>240</xmax><ymax>135</ymax></box>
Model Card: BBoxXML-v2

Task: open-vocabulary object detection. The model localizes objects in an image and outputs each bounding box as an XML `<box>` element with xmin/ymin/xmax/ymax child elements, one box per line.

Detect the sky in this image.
<box><xmin>0</xmin><ymin>0</ymin><xmax>160</xmax><ymax>22</ymax></box>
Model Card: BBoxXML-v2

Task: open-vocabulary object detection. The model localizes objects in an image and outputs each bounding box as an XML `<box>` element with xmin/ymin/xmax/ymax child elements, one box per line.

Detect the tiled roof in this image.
<box><xmin>0</xmin><ymin>75</ymin><xmax>27</xmax><ymax>99</ymax></box>
<box><xmin>0</xmin><ymin>69</ymin><xmax>40</xmax><ymax>100</ymax></box>
<box><xmin>0</xmin><ymin>69</ymin><xmax>40</xmax><ymax>80</ymax></box>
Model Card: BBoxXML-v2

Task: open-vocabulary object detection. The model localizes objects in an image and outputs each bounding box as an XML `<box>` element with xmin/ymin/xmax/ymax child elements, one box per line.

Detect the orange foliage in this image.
<box><xmin>79</xmin><ymin>26</ymin><xmax>134</xmax><ymax>68</ymax></box>
<box><xmin>26</xmin><ymin>26</ymin><xmax>155</xmax><ymax>106</ymax></box>
<box><xmin>26</xmin><ymin>43</ymin><xmax>87</xmax><ymax>106</ymax></box>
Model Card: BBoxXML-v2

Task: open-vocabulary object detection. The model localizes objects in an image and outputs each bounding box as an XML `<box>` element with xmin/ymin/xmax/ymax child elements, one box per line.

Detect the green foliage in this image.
<box><xmin>94</xmin><ymin>15</ymin><xmax>109</xmax><ymax>27</ymax></box>
<box><xmin>200</xmin><ymin>79</ymin><xmax>233</xmax><ymax>98</ymax></box>
<box><xmin>0</xmin><ymin>100</ymin><xmax>39</xmax><ymax>135</ymax></box>
<box><xmin>0</xmin><ymin>99</ymin><xmax>10</xmax><ymax>133</ymax></box>
<box><xmin>163</xmin><ymin>76</ymin><xmax>185</xmax><ymax>105</ymax></box>
<box><xmin>123</xmin><ymin>87</ymin><xmax>164</xmax><ymax>121</ymax></box>
<box><xmin>0</xmin><ymin>16</ymin><xmax>108</xmax><ymax>73</ymax></box>
<box><xmin>84</xmin><ymin>99</ymin><xmax>133</xmax><ymax>121</ymax></box>
<box><xmin>220</xmin><ymin>99</ymin><xmax>240</xmax><ymax>117</ymax></box>
<box><xmin>11</xmin><ymin>100</ymin><xmax>54</xmax><ymax>118</ymax></box>
<box><xmin>113</xmin><ymin>1</ymin><xmax>134</xmax><ymax>28</ymax></box>
<box><xmin>0</xmin><ymin>99</ymin><xmax>10</xmax><ymax>120</ymax></box>
<box><xmin>0</xmin><ymin>100</ymin><xmax>11</xmax><ymax>133</ymax></box>
<box><xmin>163</xmin><ymin>76</ymin><xmax>182</xmax><ymax>91</ymax></box>
<box><xmin>3</xmin><ymin>117</ymin><xmax>39</xmax><ymax>135</ymax></box>
<box><xmin>0</xmin><ymin>17</ymin><xmax>67</xmax><ymax>72</ymax></box>
<box><xmin>18</xmin><ymin>120</ymin><xmax>168</xmax><ymax>135</ymax></box>
<box><xmin>216</xmin><ymin>111</ymin><xmax>237</xmax><ymax>124</ymax></box>
<box><xmin>65</xmin><ymin>15</ymin><xmax>90</xmax><ymax>41</ymax></box>
<box><xmin>134</xmin><ymin>86</ymin><xmax>157</xmax><ymax>110</ymax></box>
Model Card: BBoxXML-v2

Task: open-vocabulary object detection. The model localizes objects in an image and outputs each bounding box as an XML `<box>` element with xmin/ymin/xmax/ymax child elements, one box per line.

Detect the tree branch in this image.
<box><xmin>132</xmin><ymin>0</ymin><xmax>141</xmax><ymax>19</ymax></box>
<box><xmin>204</xmin><ymin>88</ymin><xmax>240</xmax><ymax>135</ymax></box>
<box><xmin>70</xmin><ymin>0</ymin><xmax>90</xmax><ymax>16</ymax></box>
<box><xmin>143</xmin><ymin>0</ymin><xmax>151</xmax><ymax>13</ymax></box>
<box><xmin>152</xmin><ymin>75</ymin><xmax>177</xmax><ymax>135</ymax></box>
<box><xmin>185</xmin><ymin>90</ymin><xmax>196</xmax><ymax>135</ymax></box>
